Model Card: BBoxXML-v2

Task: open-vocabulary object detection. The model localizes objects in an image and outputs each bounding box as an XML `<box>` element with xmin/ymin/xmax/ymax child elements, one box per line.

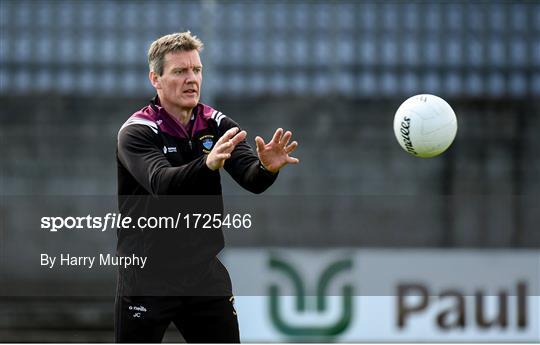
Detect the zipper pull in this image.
<box><xmin>188</xmin><ymin>140</ymin><xmax>193</xmax><ymax>149</ymax></box>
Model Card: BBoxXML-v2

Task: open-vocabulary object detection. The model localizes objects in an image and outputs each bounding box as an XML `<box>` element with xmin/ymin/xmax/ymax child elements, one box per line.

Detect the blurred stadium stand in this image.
<box><xmin>1</xmin><ymin>1</ymin><xmax>539</xmax><ymax>97</ymax></box>
<box><xmin>1</xmin><ymin>0</ymin><xmax>539</xmax><ymax>342</ymax></box>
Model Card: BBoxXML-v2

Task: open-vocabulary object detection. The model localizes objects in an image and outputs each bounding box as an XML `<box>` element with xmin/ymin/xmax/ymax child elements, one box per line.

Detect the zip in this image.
<box><xmin>188</xmin><ymin>112</ymin><xmax>195</xmax><ymax>152</ymax></box>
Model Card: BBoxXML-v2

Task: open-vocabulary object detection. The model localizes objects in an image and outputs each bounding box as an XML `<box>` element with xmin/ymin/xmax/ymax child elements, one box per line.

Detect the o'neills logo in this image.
<box><xmin>400</xmin><ymin>116</ymin><xmax>417</xmax><ymax>155</ymax></box>
<box><xmin>129</xmin><ymin>305</ymin><xmax>147</xmax><ymax>312</ymax></box>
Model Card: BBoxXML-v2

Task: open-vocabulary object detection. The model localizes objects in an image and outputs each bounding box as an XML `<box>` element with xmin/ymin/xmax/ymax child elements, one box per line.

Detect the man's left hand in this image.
<box><xmin>255</xmin><ymin>128</ymin><xmax>299</xmax><ymax>173</ymax></box>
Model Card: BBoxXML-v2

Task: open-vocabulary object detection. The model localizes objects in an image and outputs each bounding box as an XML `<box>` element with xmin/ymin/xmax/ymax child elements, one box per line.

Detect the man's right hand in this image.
<box><xmin>206</xmin><ymin>127</ymin><xmax>247</xmax><ymax>171</ymax></box>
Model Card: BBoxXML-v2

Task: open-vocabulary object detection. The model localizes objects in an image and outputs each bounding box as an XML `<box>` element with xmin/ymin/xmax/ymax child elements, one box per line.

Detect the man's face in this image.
<box><xmin>151</xmin><ymin>50</ymin><xmax>203</xmax><ymax>111</ymax></box>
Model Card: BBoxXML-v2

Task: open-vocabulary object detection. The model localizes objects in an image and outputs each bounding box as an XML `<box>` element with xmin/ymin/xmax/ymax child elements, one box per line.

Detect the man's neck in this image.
<box><xmin>169</xmin><ymin>108</ymin><xmax>192</xmax><ymax>126</ymax></box>
<box><xmin>158</xmin><ymin>99</ymin><xmax>193</xmax><ymax>125</ymax></box>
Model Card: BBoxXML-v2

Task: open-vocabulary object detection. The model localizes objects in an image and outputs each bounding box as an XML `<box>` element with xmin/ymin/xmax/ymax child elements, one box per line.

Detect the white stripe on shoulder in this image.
<box><xmin>211</xmin><ymin>110</ymin><xmax>218</xmax><ymax>120</ymax></box>
<box><xmin>118</xmin><ymin>118</ymin><xmax>158</xmax><ymax>139</ymax></box>
<box><xmin>215</xmin><ymin>112</ymin><xmax>227</xmax><ymax>126</ymax></box>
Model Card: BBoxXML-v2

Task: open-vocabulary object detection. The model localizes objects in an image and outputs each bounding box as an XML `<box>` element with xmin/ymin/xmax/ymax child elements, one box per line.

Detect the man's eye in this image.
<box><xmin>194</xmin><ymin>68</ymin><xmax>201</xmax><ymax>74</ymax></box>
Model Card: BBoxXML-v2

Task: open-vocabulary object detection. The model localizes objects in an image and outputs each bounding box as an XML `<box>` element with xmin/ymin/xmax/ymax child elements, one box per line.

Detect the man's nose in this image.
<box><xmin>186</xmin><ymin>70</ymin><xmax>198</xmax><ymax>83</ymax></box>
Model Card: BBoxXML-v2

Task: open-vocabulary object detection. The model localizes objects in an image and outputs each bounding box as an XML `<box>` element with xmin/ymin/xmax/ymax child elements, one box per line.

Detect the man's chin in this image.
<box><xmin>178</xmin><ymin>99</ymin><xmax>199</xmax><ymax>109</ymax></box>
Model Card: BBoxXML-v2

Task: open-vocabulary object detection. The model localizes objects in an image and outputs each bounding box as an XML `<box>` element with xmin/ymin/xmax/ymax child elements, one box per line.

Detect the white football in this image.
<box><xmin>393</xmin><ymin>94</ymin><xmax>458</xmax><ymax>158</ymax></box>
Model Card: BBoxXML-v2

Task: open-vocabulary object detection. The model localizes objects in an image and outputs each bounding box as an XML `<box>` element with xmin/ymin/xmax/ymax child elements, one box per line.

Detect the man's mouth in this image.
<box><xmin>183</xmin><ymin>89</ymin><xmax>198</xmax><ymax>95</ymax></box>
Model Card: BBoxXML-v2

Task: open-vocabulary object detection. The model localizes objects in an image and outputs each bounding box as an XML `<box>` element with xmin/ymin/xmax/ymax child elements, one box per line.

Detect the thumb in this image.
<box><xmin>255</xmin><ymin>136</ymin><xmax>265</xmax><ymax>152</ymax></box>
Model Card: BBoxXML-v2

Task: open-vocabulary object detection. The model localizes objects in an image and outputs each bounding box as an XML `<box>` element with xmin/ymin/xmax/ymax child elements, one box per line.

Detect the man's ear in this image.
<box><xmin>149</xmin><ymin>71</ymin><xmax>161</xmax><ymax>89</ymax></box>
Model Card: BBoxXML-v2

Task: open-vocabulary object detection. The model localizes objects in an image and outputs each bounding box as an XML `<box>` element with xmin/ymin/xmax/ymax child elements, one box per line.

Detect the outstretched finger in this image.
<box><xmin>230</xmin><ymin>130</ymin><xmax>247</xmax><ymax>147</ymax></box>
<box><xmin>216</xmin><ymin>127</ymin><xmax>240</xmax><ymax>146</ymax></box>
<box><xmin>285</xmin><ymin>141</ymin><xmax>298</xmax><ymax>154</ymax></box>
<box><xmin>286</xmin><ymin>156</ymin><xmax>300</xmax><ymax>164</ymax></box>
<box><xmin>220</xmin><ymin>130</ymin><xmax>247</xmax><ymax>155</ymax></box>
<box><xmin>214</xmin><ymin>140</ymin><xmax>234</xmax><ymax>153</ymax></box>
<box><xmin>255</xmin><ymin>136</ymin><xmax>266</xmax><ymax>152</ymax></box>
<box><xmin>270</xmin><ymin>128</ymin><xmax>283</xmax><ymax>144</ymax></box>
<box><xmin>280</xmin><ymin>131</ymin><xmax>292</xmax><ymax>148</ymax></box>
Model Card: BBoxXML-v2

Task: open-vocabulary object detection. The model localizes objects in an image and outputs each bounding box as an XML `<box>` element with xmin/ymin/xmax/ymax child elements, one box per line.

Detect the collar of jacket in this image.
<box><xmin>149</xmin><ymin>95</ymin><xmax>210</xmax><ymax>140</ymax></box>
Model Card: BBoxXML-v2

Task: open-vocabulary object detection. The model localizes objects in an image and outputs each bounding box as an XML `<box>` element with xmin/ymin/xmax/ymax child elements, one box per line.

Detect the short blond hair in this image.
<box><xmin>148</xmin><ymin>31</ymin><xmax>204</xmax><ymax>76</ymax></box>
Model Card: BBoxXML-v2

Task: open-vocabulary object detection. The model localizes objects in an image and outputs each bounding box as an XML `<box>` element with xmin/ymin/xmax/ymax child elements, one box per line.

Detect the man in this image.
<box><xmin>115</xmin><ymin>31</ymin><xmax>298</xmax><ymax>342</ymax></box>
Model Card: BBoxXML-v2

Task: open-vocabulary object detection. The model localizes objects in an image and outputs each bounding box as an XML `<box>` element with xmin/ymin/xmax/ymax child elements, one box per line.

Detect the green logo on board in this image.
<box><xmin>268</xmin><ymin>256</ymin><xmax>353</xmax><ymax>339</ymax></box>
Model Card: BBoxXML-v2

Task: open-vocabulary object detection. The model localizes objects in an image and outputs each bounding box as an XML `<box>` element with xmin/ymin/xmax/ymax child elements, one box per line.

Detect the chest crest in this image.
<box><xmin>199</xmin><ymin>134</ymin><xmax>215</xmax><ymax>153</ymax></box>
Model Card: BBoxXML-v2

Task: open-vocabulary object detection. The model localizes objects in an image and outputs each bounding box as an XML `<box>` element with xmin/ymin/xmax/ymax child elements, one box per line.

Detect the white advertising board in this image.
<box><xmin>221</xmin><ymin>249</ymin><xmax>540</xmax><ymax>342</ymax></box>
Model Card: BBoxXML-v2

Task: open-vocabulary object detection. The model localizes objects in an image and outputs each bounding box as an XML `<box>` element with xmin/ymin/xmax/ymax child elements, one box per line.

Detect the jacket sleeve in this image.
<box><xmin>117</xmin><ymin>124</ymin><xmax>216</xmax><ymax>195</ymax></box>
<box><xmin>221</xmin><ymin>117</ymin><xmax>278</xmax><ymax>194</ymax></box>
